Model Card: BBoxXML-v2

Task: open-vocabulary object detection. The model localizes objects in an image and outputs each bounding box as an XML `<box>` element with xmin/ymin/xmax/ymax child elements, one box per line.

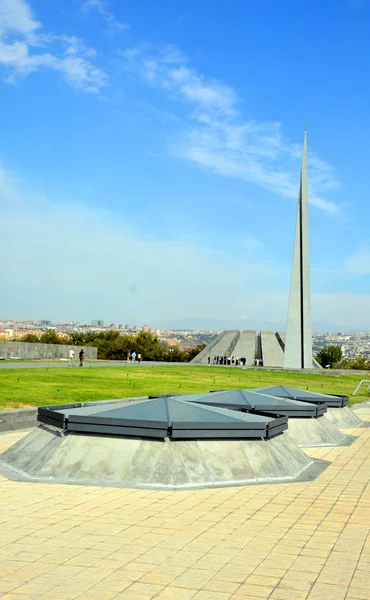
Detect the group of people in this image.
<box><xmin>127</xmin><ymin>351</ymin><xmax>142</xmax><ymax>364</ymax></box>
<box><xmin>68</xmin><ymin>347</ymin><xmax>84</xmax><ymax>367</ymax></box>
<box><xmin>208</xmin><ymin>355</ymin><xmax>247</xmax><ymax>366</ymax></box>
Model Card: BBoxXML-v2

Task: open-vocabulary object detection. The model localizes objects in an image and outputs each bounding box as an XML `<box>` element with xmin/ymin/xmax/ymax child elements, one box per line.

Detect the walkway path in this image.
<box><xmin>0</xmin><ymin>413</ymin><xmax>370</xmax><ymax>599</ymax></box>
<box><xmin>0</xmin><ymin>361</ymin><xmax>186</xmax><ymax>370</ymax></box>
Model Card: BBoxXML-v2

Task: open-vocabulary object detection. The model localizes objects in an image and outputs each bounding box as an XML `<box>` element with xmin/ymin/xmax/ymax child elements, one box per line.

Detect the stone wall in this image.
<box><xmin>0</xmin><ymin>342</ymin><xmax>97</xmax><ymax>360</ymax></box>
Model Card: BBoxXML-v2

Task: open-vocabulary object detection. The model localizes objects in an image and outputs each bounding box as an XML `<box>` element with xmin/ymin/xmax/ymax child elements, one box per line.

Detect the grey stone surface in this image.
<box><xmin>190</xmin><ymin>331</ymin><xmax>227</xmax><ymax>364</ymax></box>
<box><xmin>285</xmin><ymin>415</ymin><xmax>350</xmax><ymax>447</ymax></box>
<box><xmin>351</xmin><ymin>401</ymin><xmax>370</xmax><ymax>415</ymax></box>
<box><xmin>231</xmin><ymin>330</ymin><xmax>256</xmax><ymax>366</ymax></box>
<box><xmin>191</xmin><ymin>330</ymin><xmax>239</xmax><ymax>364</ymax></box>
<box><xmin>0</xmin><ymin>341</ymin><xmax>97</xmax><ymax>360</ymax></box>
<box><xmin>0</xmin><ymin>425</ymin><xmax>314</xmax><ymax>489</ymax></box>
<box><xmin>325</xmin><ymin>407</ymin><xmax>364</xmax><ymax>428</ymax></box>
<box><xmin>284</xmin><ymin>129</ymin><xmax>313</xmax><ymax>369</ymax></box>
<box><xmin>260</xmin><ymin>331</ymin><xmax>284</xmax><ymax>367</ymax></box>
<box><xmin>0</xmin><ymin>408</ymin><xmax>37</xmax><ymax>432</ymax></box>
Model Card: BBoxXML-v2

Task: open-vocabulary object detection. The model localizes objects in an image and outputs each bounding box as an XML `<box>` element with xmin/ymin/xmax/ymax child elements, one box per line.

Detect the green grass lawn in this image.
<box><xmin>0</xmin><ymin>365</ymin><xmax>368</xmax><ymax>410</ymax></box>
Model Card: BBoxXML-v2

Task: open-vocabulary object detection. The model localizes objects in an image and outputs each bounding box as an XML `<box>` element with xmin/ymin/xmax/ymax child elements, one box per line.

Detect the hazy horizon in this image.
<box><xmin>1</xmin><ymin>1</ymin><xmax>369</xmax><ymax>331</ymax></box>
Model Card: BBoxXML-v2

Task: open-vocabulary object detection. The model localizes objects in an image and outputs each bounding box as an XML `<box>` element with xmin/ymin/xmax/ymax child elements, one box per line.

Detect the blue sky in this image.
<box><xmin>0</xmin><ymin>0</ymin><xmax>369</xmax><ymax>331</ymax></box>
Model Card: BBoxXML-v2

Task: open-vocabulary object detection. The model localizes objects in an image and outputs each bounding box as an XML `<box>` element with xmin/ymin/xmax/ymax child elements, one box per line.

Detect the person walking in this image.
<box><xmin>69</xmin><ymin>347</ymin><xmax>75</xmax><ymax>367</ymax></box>
<box><xmin>137</xmin><ymin>353</ymin><xmax>142</xmax><ymax>364</ymax></box>
<box><xmin>132</xmin><ymin>351</ymin><xmax>137</xmax><ymax>364</ymax></box>
<box><xmin>207</xmin><ymin>356</ymin><xmax>211</xmax><ymax>365</ymax></box>
<box><xmin>79</xmin><ymin>348</ymin><xmax>85</xmax><ymax>367</ymax></box>
<box><xmin>127</xmin><ymin>351</ymin><xmax>131</xmax><ymax>363</ymax></box>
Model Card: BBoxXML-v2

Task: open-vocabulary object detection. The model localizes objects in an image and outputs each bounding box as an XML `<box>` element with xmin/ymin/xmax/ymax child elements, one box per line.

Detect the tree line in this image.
<box><xmin>13</xmin><ymin>331</ymin><xmax>206</xmax><ymax>362</ymax></box>
<box><xmin>316</xmin><ymin>345</ymin><xmax>370</xmax><ymax>370</ymax></box>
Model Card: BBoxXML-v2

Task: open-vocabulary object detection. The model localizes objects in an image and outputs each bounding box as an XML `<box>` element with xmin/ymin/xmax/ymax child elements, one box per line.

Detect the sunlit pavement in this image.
<box><xmin>0</xmin><ymin>418</ymin><xmax>370</xmax><ymax>600</ymax></box>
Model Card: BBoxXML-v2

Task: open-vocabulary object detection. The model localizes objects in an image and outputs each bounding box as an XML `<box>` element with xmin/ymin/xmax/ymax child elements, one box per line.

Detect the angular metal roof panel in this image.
<box><xmin>252</xmin><ymin>385</ymin><xmax>348</xmax><ymax>407</ymax></box>
<box><xmin>176</xmin><ymin>389</ymin><xmax>324</xmax><ymax>418</ymax></box>
<box><xmin>38</xmin><ymin>395</ymin><xmax>288</xmax><ymax>440</ymax></box>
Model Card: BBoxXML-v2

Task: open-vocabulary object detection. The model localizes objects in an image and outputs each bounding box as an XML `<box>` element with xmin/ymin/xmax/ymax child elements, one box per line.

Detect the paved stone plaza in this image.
<box><xmin>1</xmin><ymin>417</ymin><xmax>370</xmax><ymax>600</ymax></box>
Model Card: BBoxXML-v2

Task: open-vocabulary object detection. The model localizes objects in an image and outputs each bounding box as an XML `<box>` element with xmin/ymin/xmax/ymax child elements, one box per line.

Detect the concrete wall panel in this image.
<box><xmin>0</xmin><ymin>341</ymin><xmax>97</xmax><ymax>360</ymax></box>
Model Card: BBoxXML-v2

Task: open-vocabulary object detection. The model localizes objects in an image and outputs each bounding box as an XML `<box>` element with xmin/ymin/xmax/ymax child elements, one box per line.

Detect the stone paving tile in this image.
<box><xmin>1</xmin><ymin>425</ymin><xmax>370</xmax><ymax>600</ymax></box>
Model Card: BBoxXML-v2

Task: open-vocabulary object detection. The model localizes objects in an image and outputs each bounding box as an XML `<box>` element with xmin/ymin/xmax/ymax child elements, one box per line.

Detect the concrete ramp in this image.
<box><xmin>286</xmin><ymin>415</ymin><xmax>349</xmax><ymax>447</ymax></box>
<box><xmin>260</xmin><ymin>331</ymin><xmax>284</xmax><ymax>367</ymax></box>
<box><xmin>232</xmin><ymin>331</ymin><xmax>256</xmax><ymax>365</ymax></box>
<box><xmin>0</xmin><ymin>425</ymin><xmax>314</xmax><ymax>489</ymax></box>
<box><xmin>192</xmin><ymin>330</ymin><xmax>240</xmax><ymax>364</ymax></box>
<box><xmin>190</xmin><ymin>331</ymin><xmax>227</xmax><ymax>364</ymax></box>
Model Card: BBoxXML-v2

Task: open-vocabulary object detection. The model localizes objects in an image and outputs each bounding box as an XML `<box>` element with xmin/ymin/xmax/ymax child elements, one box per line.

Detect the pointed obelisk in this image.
<box><xmin>284</xmin><ymin>127</ymin><xmax>313</xmax><ymax>369</ymax></box>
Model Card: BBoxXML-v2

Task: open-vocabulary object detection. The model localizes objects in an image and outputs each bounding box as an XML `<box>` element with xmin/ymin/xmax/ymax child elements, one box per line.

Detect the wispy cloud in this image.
<box><xmin>82</xmin><ymin>0</ymin><xmax>129</xmax><ymax>33</ymax></box>
<box><xmin>0</xmin><ymin>0</ymin><xmax>40</xmax><ymax>41</ymax></box>
<box><xmin>0</xmin><ymin>0</ymin><xmax>107</xmax><ymax>93</ymax></box>
<box><xmin>123</xmin><ymin>44</ymin><xmax>340</xmax><ymax>213</ymax></box>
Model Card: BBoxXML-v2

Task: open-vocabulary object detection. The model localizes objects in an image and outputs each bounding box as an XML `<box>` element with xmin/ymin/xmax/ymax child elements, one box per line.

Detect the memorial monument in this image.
<box><xmin>284</xmin><ymin>128</ymin><xmax>313</xmax><ymax>368</ymax></box>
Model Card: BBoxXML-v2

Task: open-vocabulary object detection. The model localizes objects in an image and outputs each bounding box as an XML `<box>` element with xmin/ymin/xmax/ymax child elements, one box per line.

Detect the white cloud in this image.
<box><xmin>0</xmin><ymin>0</ymin><xmax>107</xmax><ymax>93</ymax></box>
<box><xmin>0</xmin><ymin>0</ymin><xmax>40</xmax><ymax>41</ymax></box>
<box><xmin>123</xmin><ymin>44</ymin><xmax>340</xmax><ymax>213</ymax></box>
<box><xmin>82</xmin><ymin>0</ymin><xmax>128</xmax><ymax>32</ymax></box>
<box><xmin>123</xmin><ymin>44</ymin><xmax>237</xmax><ymax>116</ymax></box>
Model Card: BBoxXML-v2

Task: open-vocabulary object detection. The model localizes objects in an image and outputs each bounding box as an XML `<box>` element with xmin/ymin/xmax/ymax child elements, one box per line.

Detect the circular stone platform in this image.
<box><xmin>2</xmin><ymin>389</ymin><xmax>349</xmax><ymax>489</ymax></box>
<box><xmin>0</xmin><ymin>424</ymin><xmax>314</xmax><ymax>489</ymax></box>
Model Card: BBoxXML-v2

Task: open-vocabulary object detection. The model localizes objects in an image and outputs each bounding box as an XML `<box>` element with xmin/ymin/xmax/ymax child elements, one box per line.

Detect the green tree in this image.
<box><xmin>69</xmin><ymin>332</ymin><xmax>86</xmax><ymax>346</ymax></box>
<box><xmin>19</xmin><ymin>334</ymin><xmax>40</xmax><ymax>343</ymax></box>
<box><xmin>16</xmin><ymin>328</ymin><xmax>204</xmax><ymax>362</ymax></box>
<box><xmin>184</xmin><ymin>344</ymin><xmax>206</xmax><ymax>362</ymax></box>
<box><xmin>348</xmin><ymin>356</ymin><xmax>370</xmax><ymax>370</ymax></box>
<box><xmin>135</xmin><ymin>332</ymin><xmax>163</xmax><ymax>361</ymax></box>
<box><xmin>39</xmin><ymin>330</ymin><xmax>65</xmax><ymax>345</ymax></box>
<box><xmin>316</xmin><ymin>345</ymin><xmax>342</xmax><ymax>368</ymax></box>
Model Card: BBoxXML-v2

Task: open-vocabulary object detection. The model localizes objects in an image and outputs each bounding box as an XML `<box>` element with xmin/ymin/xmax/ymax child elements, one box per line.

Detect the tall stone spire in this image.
<box><xmin>284</xmin><ymin>127</ymin><xmax>313</xmax><ymax>369</ymax></box>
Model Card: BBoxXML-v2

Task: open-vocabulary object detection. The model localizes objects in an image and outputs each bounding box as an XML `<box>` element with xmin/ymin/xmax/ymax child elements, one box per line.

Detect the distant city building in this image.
<box><xmin>39</xmin><ymin>320</ymin><xmax>51</xmax><ymax>326</ymax></box>
<box><xmin>91</xmin><ymin>320</ymin><xmax>104</xmax><ymax>327</ymax></box>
